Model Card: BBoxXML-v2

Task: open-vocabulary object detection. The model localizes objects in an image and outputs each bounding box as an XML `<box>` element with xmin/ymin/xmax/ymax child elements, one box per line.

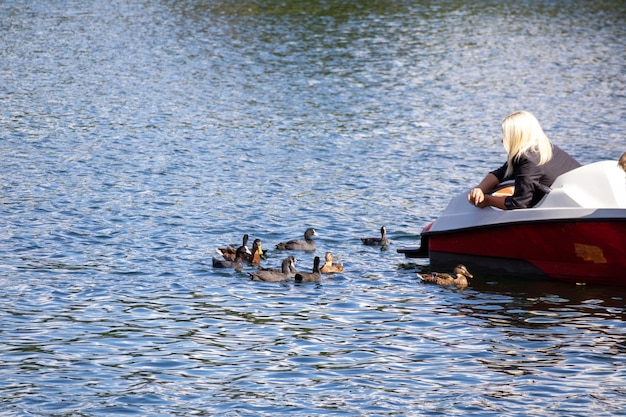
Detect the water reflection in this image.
<box><xmin>461</xmin><ymin>277</ymin><xmax>626</xmax><ymax>327</ymax></box>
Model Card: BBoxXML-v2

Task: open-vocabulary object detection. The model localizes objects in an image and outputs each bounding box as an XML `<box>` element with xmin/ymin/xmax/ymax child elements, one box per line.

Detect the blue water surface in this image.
<box><xmin>1</xmin><ymin>0</ymin><xmax>625</xmax><ymax>415</ymax></box>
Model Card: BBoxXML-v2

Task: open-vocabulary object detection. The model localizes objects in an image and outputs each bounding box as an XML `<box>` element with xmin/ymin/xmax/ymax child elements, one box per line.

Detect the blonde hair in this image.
<box><xmin>501</xmin><ymin>111</ymin><xmax>553</xmax><ymax>177</ymax></box>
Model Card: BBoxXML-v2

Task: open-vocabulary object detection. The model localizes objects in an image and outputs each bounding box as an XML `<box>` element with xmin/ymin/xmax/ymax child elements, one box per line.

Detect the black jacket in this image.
<box><xmin>490</xmin><ymin>145</ymin><xmax>580</xmax><ymax>209</ymax></box>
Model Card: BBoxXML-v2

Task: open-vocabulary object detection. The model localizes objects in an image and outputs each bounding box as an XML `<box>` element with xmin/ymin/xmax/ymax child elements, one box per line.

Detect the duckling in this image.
<box><xmin>319</xmin><ymin>251</ymin><xmax>344</xmax><ymax>273</ymax></box>
<box><xmin>361</xmin><ymin>226</ymin><xmax>390</xmax><ymax>246</ymax></box>
<box><xmin>249</xmin><ymin>256</ymin><xmax>297</xmax><ymax>282</ymax></box>
<box><xmin>212</xmin><ymin>245</ymin><xmax>251</xmax><ymax>271</ymax></box>
<box><xmin>295</xmin><ymin>256</ymin><xmax>322</xmax><ymax>283</ymax></box>
<box><xmin>216</xmin><ymin>234</ymin><xmax>249</xmax><ymax>261</ymax></box>
<box><xmin>417</xmin><ymin>264</ymin><xmax>473</xmax><ymax>287</ymax></box>
<box><xmin>275</xmin><ymin>228</ymin><xmax>317</xmax><ymax>251</ymax></box>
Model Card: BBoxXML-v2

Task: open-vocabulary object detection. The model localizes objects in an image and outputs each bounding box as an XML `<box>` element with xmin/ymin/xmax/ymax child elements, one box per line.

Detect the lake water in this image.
<box><xmin>1</xmin><ymin>0</ymin><xmax>625</xmax><ymax>415</ymax></box>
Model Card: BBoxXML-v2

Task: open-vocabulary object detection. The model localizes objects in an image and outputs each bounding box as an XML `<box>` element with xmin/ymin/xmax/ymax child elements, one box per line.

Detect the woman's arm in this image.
<box><xmin>504</xmin><ymin>156</ymin><xmax>543</xmax><ymax>209</ymax></box>
<box><xmin>477</xmin><ymin>193</ymin><xmax>507</xmax><ymax>209</ymax></box>
<box><xmin>467</xmin><ymin>173</ymin><xmax>506</xmax><ymax>208</ymax></box>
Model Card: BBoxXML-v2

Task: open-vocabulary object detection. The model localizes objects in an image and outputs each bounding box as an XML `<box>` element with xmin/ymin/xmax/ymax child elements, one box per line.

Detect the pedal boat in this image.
<box><xmin>398</xmin><ymin>160</ymin><xmax>626</xmax><ymax>285</ymax></box>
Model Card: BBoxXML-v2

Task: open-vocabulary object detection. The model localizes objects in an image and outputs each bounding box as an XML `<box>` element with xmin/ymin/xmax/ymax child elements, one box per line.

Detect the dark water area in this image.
<box><xmin>1</xmin><ymin>0</ymin><xmax>625</xmax><ymax>415</ymax></box>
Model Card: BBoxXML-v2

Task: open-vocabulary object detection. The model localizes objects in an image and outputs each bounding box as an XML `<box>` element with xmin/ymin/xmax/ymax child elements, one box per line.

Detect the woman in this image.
<box><xmin>468</xmin><ymin>111</ymin><xmax>580</xmax><ymax>210</ymax></box>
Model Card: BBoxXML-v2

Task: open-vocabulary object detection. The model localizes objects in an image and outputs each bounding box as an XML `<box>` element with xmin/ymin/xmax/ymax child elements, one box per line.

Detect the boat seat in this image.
<box><xmin>490</xmin><ymin>182</ymin><xmax>515</xmax><ymax>197</ymax></box>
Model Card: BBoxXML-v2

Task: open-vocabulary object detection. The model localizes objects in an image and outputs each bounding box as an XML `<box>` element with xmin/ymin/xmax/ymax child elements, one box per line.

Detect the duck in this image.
<box><xmin>361</xmin><ymin>226</ymin><xmax>390</xmax><ymax>246</ymax></box>
<box><xmin>247</xmin><ymin>238</ymin><xmax>264</xmax><ymax>265</ymax></box>
<box><xmin>249</xmin><ymin>256</ymin><xmax>297</xmax><ymax>282</ymax></box>
<box><xmin>417</xmin><ymin>264</ymin><xmax>473</xmax><ymax>287</ymax></box>
<box><xmin>294</xmin><ymin>256</ymin><xmax>322</xmax><ymax>283</ymax></box>
<box><xmin>319</xmin><ymin>251</ymin><xmax>344</xmax><ymax>273</ymax></box>
<box><xmin>275</xmin><ymin>228</ymin><xmax>317</xmax><ymax>251</ymax></box>
<box><xmin>212</xmin><ymin>245</ymin><xmax>251</xmax><ymax>271</ymax></box>
<box><xmin>216</xmin><ymin>234</ymin><xmax>249</xmax><ymax>261</ymax></box>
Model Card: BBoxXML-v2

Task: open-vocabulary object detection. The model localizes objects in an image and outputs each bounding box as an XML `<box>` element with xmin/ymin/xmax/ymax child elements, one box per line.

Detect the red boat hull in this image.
<box><xmin>425</xmin><ymin>220</ymin><xmax>626</xmax><ymax>285</ymax></box>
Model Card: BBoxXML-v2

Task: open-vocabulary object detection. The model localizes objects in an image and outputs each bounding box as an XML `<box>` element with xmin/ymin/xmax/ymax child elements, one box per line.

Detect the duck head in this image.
<box><xmin>252</xmin><ymin>238</ymin><xmax>263</xmax><ymax>255</ymax></box>
<box><xmin>453</xmin><ymin>264</ymin><xmax>473</xmax><ymax>279</ymax></box>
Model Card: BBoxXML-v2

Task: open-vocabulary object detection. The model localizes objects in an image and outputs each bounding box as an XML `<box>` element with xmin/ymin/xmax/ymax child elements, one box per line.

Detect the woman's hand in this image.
<box><xmin>467</xmin><ymin>173</ymin><xmax>505</xmax><ymax>209</ymax></box>
<box><xmin>467</xmin><ymin>187</ymin><xmax>486</xmax><ymax>207</ymax></box>
<box><xmin>468</xmin><ymin>187</ymin><xmax>508</xmax><ymax>209</ymax></box>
